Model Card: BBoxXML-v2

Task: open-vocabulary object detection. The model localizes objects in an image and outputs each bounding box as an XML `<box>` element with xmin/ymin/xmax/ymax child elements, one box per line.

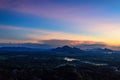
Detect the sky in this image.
<box><xmin>0</xmin><ymin>0</ymin><xmax>120</xmax><ymax>47</ymax></box>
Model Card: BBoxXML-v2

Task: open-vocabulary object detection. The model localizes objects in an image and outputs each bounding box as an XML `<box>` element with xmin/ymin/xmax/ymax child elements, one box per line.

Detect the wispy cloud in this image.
<box><xmin>41</xmin><ymin>39</ymin><xmax>106</xmax><ymax>47</ymax></box>
<box><xmin>0</xmin><ymin>25</ymin><xmax>100</xmax><ymax>43</ymax></box>
<box><xmin>0</xmin><ymin>25</ymin><xmax>22</xmax><ymax>30</ymax></box>
<box><xmin>0</xmin><ymin>0</ymin><xmax>111</xmax><ymax>24</ymax></box>
<box><xmin>1</xmin><ymin>0</ymin><xmax>120</xmax><ymax>32</ymax></box>
<box><xmin>0</xmin><ymin>39</ymin><xmax>38</xmax><ymax>43</ymax></box>
<box><xmin>1</xmin><ymin>25</ymin><xmax>120</xmax><ymax>45</ymax></box>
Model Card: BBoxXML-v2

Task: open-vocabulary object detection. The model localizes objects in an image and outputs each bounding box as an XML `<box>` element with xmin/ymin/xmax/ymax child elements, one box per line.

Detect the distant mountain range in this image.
<box><xmin>52</xmin><ymin>46</ymin><xmax>114</xmax><ymax>54</ymax></box>
<box><xmin>0</xmin><ymin>47</ymin><xmax>45</xmax><ymax>52</ymax></box>
<box><xmin>86</xmin><ymin>48</ymin><xmax>113</xmax><ymax>52</ymax></box>
<box><xmin>0</xmin><ymin>45</ymin><xmax>114</xmax><ymax>54</ymax></box>
<box><xmin>0</xmin><ymin>43</ymin><xmax>54</xmax><ymax>49</ymax></box>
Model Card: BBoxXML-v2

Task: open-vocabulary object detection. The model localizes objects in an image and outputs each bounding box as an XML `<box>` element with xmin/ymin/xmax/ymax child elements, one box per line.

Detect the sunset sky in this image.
<box><xmin>0</xmin><ymin>0</ymin><xmax>120</xmax><ymax>46</ymax></box>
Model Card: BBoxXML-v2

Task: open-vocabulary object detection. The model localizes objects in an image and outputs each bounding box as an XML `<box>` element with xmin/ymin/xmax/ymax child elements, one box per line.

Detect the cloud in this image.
<box><xmin>40</xmin><ymin>39</ymin><xmax>106</xmax><ymax>47</ymax></box>
<box><xmin>0</xmin><ymin>25</ymin><xmax>22</xmax><ymax>30</ymax></box>
<box><xmin>0</xmin><ymin>39</ymin><xmax>38</xmax><ymax>43</ymax></box>
<box><xmin>1</xmin><ymin>25</ymin><xmax>120</xmax><ymax>46</ymax></box>
<box><xmin>40</xmin><ymin>39</ymin><xmax>74</xmax><ymax>47</ymax></box>
<box><xmin>40</xmin><ymin>39</ymin><xmax>120</xmax><ymax>50</ymax></box>
<box><xmin>0</xmin><ymin>25</ymin><xmax>101</xmax><ymax>43</ymax></box>
<box><xmin>0</xmin><ymin>0</ymin><xmax>109</xmax><ymax>24</ymax></box>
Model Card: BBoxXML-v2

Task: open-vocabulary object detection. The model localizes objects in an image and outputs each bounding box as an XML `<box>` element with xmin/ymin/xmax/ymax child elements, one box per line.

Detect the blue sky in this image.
<box><xmin>0</xmin><ymin>0</ymin><xmax>120</xmax><ymax>46</ymax></box>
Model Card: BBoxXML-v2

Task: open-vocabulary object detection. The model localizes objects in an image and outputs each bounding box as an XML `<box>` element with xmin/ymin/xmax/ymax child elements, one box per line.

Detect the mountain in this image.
<box><xmin>0</xmin><ymin>45</ymin><xmax>114</xmax><ymax>54</ymax></box>
<box><xmin>0</xmin><ymin>47</ymin><xmax>36</xmax><ymax>51</ymax></box>
<box><xmin>0</xmin><ymin>43</ymin><xmax>54</xmax><ymax>49</ymax></box>
<box><xmin>52</xmin><ymin>45</ymin><xmax>114</xmax><ymax>54</ymax></box>
<box><xmin>0</xmin><ymin>47</ymin><xmax>51</xmax><ymax>52</ymax></box>
<box><xmin>86</xmin><ymin>48</ymin><xmax>113</xmax><ymax>54</ymax></box>
<box><xmin>52</xmin><ymin>46</ymin><xmax>84</xmax><ymax>53</ymax></box>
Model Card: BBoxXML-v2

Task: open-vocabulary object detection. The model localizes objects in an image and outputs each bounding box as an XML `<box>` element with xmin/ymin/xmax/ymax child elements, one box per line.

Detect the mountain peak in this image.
<box><xmin>52</xmin><ymin>45</ymin><xmax>84</xmax><ymax>53</ymax></box>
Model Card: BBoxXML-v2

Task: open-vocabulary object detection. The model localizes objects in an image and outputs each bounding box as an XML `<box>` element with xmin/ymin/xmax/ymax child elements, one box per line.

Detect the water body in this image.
<box><xmin>81</xmin><ymin>61</ymin><xmax>108</xmax><ymax>66</ymax></box>
<box><xmin>63</xmin><ymin>57</ymin><xmax>108</xmax><ymax>66</ymax></box>
<box><xmin>64</xmin><ymin>57</ymin><xmax>80</xmax><ymax>62</ymax></box>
